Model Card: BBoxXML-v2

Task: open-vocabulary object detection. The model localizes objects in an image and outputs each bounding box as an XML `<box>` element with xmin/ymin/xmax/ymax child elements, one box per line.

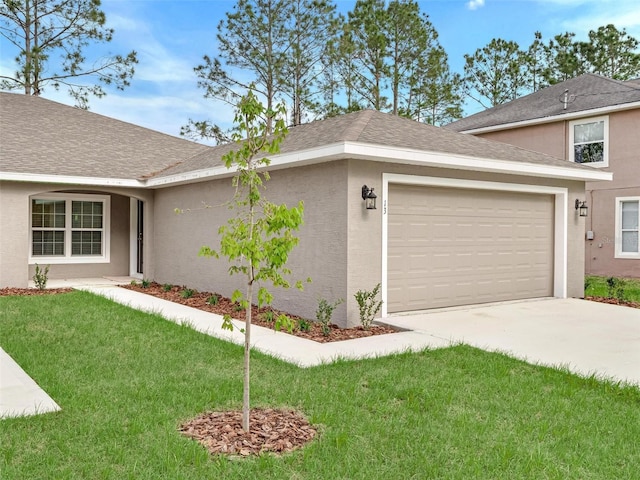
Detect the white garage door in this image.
<box><xmin>387</xmin><ymin>184</ymin><xmax>554</xmax><ymax>313</ymax></box>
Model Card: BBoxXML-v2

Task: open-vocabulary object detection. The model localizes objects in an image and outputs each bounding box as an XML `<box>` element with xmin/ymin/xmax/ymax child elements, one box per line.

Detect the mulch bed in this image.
<box><xmin>122</xmin><ymin>282</ymin><xmax>397</xmax><ymax>343</ymax></box>
<box><xmin>585</xmin><ymin>296</ymin><xmax>640</xmax><ymax>309</ymax></box>
<box><xmin>0</xmin><ymin>287</ymin><xmax>73</xmax><ymax>296</ymax></box>
<box><xmin>179</xmin><ymin>408</ymin><xmax>317</xmax><ymax>457</ymax></box>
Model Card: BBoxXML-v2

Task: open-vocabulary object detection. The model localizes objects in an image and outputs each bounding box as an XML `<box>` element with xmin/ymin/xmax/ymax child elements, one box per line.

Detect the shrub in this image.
<box><xmin>354</xmin><ymin>283</ymin><xmax>383</xmax><ymax>330</ymax></box>
<box><xmin>298</xmin><ymin>319</ymin><xmax>312</xmax><ymax>332</ymax></box>
<box><xmin>606</xmin><ymin>277</ymin><xmax>626</xmax><ymax>302</ymax></box>
<box><xmin>315</xmin><ymin>297</ymin><xmax>343</xmax><ymax>337</ymax></box>
<box><xmin>275</xmin><ymin>314</ymin><xmax>295</xmax><ymax>333</ymax></box>
<box><xmin>162</xmin><ymin>283</ymin><xmax>172</xmax><ymax>292</ymax></box>
<box><xmin>141</xmin><ymin>279</ymin><xmax>152</xmax><ymax>288</ymax></box>
<box><xmin>180</xmin><ymin>288</ymin><xmax>195</xmax><ymax>299</ymax></box>
<box><xmin>584</xmin><ymin>276</ymin><xmax>594</xmax><ymax>294</ymax></box>
<box><xmin>261</xmin><ymin>310</ymin><xmax>275</xmax><ymax>323</ymax></box>
<box><xmin>206</xmin><ymin>294</ymin><xmax>219</xmax><ymax>305</ymax></box>
<box><xmin>33</xmin><ymin>264</ymin><xmax>50</xmax><ymax>290</ymax></box>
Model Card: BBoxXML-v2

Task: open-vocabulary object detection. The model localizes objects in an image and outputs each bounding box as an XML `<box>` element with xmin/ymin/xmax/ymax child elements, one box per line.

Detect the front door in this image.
<box><xmin>136</xmin><ymin>199</ymin><xmax>144</xmax><ymax>274</ymax></box>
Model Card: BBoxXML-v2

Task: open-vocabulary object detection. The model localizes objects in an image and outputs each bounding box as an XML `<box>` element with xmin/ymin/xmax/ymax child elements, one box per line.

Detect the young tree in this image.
<box><xmin>199</xmin><ymin>91</ymin><xmax>306</xmax><ymax>432</ymax></box>
<box><xmin>0</xmin><ymin>0</ymin><xmax>137</xmax><ymax>108</ymax></box>
<box><xmin>463</xmin><ymin>38</ymin><xmax>529</xmax><ymax>108</ymax></box>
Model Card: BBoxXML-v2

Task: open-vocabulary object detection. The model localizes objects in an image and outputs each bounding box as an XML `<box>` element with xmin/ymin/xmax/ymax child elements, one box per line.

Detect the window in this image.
<box><xmin>569</xmin><ymin>116</ymin><xmax>608</xmax><ymax>167</ymax></box>
<box><xmin>615</xmin><ymin>197</ymin><xmax>640</xmax><ymax>259</ymax></box>
<box><xmin>30</xmin><ymin>194</ymin><xmax>110</xmax><ymax>264</ymax></box>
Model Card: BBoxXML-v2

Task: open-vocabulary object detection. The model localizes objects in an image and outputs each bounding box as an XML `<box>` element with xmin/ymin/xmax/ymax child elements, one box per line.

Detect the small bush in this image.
<box><xmin>606</xmin><ymin>277</ymin><xmax>626</xmax><ymax>302</ymax></box>
<box><xmin>180</xmin><ymin>288</ymin><xmax>195</xmax><ymax>299</ymax></box>
<box><xmin>261</xmin><ymin>310</ymin><xmax>275</xmax><ymax>323</ymax></box>
<box><xmin>316</xmin><ymin>297</ymin><xmax>343</xmax><ymax>336</ymax></box>
<box><xmin>298</xmin><ymin>319</ymin><xmax>312</xmax><ymax>332</ymax></box>
<box><xmin>275</xmin><ymin>314</ymin><xmax>295</xmax><ymax>333</ymax></box>
<box><xmin>206</xmin><ymin>294</ymin><xmax>219</xmax><ymax>305</ymax></box>
<box><xmin>33</xmin><ymin>264</ymin><xmax>50</xmax><ymax>290</ymax></box>
<box><xmin>162</xmin><ymin>283</ymin><xmax>172</xmax><ymax>292</ymax></box>
<box><xmin>141</xmin><ymin>279</ymin><xmax>151</xmax><ymax>288</ymax></box>
<box><xmin>584</xmin><ymin>276</ymin><xmax>594</xmax><ymax>293</ymax></box>
<box><xmin>354</xmin><ymin>283</ymin><xmax>383</xmax><ymax>330</ymax></box>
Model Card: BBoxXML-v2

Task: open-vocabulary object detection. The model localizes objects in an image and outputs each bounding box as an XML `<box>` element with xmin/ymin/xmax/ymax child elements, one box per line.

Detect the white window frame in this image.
<box><xmin>29</xmin><ymin>193</ymin><xmax>111</xmax><ymax>264</ymax></box>
<box><xmin>568</xmin><ymin>115</ymin><xmax>609</xmax><ymax>168</ymax></box>
<box><xmin>615</xmin><ymin>196</ymin><xmax>640</xmax><ymax>259</ymax></box>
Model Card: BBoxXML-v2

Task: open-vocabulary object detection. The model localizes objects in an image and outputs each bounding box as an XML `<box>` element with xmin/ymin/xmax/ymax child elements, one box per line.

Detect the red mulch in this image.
<box><xmin>122</xmin><ymin>282</ymin><xmax>397</xmax><ymax>343</ymax></box>
<box><xmin>179</xmin><ymin>408</ymin><xmax>317</xmax><ymax>457</ymax></box>
<box><xmin>585</xmin><ymin>296</ymin><xmax>640</xmax><ymax>309</ymax></box>
<box><xmin>0</xmin><ymin>287</ymin><xmax>73</xmax><ymax>296</ymax></box>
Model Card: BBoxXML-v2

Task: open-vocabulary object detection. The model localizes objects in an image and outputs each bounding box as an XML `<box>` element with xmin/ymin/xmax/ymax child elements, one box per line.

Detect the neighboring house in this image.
<box><xmin>447</xmin><ymin>74</ymin><xmax>640</xmax><ymax>279</ymax></box>
<box><xmin>0</xmin><ymin>92</ymin><xmax>610</xmax><ymax>326</ymax></box>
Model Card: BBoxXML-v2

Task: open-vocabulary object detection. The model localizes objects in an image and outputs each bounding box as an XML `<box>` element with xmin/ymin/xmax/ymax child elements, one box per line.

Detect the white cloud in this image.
<box><xmin>467</xmin><ymin>0</ymin><xmax>485</xmax><ymax>11</ymax></box>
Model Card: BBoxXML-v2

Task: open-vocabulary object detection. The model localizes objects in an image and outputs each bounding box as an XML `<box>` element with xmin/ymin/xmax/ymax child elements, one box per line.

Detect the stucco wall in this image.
<box><xmin>0</xmin><ymin>181</ymin><xmax>150</xmax><ymax>287</ymax></box>
<box><xmin>152</xmin><ymin>161</ymin><xmax>350</xmax><ymax>324</ymax></box>
<box><xmin>586</xmin><ymin>187</ymin><xmax>640</xmax><ymax>278</ymax></box>
<box><xmin>153</xmin><ymin>159</ymin><xmax>586</xmax><ymax>327</ymax></box>
<box><xmin>0</xmin><ymin>181</ymin><xmax>31</xmax><ymax>287</ymax></box>
<box><xmin>480</xmin><ymin>122</ymin><xmax>567</xmax><ymax>160</ymax></box>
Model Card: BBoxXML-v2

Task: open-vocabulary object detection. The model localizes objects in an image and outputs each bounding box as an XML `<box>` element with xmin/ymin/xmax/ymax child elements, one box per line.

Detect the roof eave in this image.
<box><xmin>459</xmin><ymin>100</ymin><xmax>640</xmax><ymax>134</ymax></box>
<box><xmin>147</xmin><ymin>141</ymin><xmax>612</xmax><ymax>187</ymax></box>
<box><xmin>0</xmin><ymin>171</ymin><xmax>145</xmax><ymax>187</ymax></box>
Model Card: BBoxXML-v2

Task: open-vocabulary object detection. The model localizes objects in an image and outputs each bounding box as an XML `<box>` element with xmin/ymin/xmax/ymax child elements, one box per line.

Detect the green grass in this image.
<box><xmin>585</xmin><ymin>275</ymin><xmax>640</xmax><ymax>302</ymax></box>
<box><xmin>1</xmin><ymin>291</ymin><xmax>639</xmax><ymax>479</ymax></box>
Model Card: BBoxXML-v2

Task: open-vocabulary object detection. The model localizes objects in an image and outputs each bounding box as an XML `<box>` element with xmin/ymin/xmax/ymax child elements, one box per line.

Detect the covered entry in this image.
<box><xmin>386</xmin><ymin>182</ymin><xmax>555</xmax><ymax>313</ymax></box>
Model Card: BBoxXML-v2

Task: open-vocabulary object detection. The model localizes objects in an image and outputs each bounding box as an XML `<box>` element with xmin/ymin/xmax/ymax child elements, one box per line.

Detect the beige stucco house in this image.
<box><xmin>0</xmin><ymin>92</ymin><xmax>611</xmax><ymax>326</ymax></box>
<box><xmin>448</xmin><ymin>74</ymin><xmax>640</xmax><ymax>279</ymax></box>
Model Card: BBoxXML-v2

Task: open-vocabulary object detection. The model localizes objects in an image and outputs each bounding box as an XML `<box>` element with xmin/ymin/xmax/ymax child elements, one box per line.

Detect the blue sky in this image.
<box><xmin>2</xmin><ymin>0</ymin><xmax>639</xmax><ymax>140</ymax></box>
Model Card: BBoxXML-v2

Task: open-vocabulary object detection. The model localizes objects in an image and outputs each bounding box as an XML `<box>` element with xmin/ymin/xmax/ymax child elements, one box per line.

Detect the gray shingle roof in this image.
<box><xmin>1</xmin><ymin>92</ymin><xmax>598</xmax><ymax>184</ymax></box>
<box><xmin>0</xmin><ymin>92</ymin><xmax>209</xmax><ymax>179</ymax></box>
<box><xmin>446</xmin><ymin>73</ymin><xmax>640</xmax><ymax>132</ymax></box>
<box><xmin>155</xmin><ymin>108</ymin><xmax>598</xmax><ymax>179</ymax></box>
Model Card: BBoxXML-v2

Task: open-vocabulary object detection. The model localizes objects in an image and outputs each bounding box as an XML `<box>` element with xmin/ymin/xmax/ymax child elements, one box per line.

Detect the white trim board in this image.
<box><xmin>458</xmin><ymin>101</ymin><xmax>640</xmax><ymax>135</ymax></box>
<box><xmin>380</xmin><ymin>173</ymin><xmax>569</xmax><ymax>317</ymax></box>
<box><xmin>3</xmin><ymin>140</ymin><xmax>611</xmax><ymax>189</ymax></box>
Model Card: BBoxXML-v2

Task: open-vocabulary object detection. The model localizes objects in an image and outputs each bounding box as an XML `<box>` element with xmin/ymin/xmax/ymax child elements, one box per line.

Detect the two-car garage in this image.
<box><xmin>385</xmin><ymin>178</ymin><xmax>558</xmax><ymax>314</ymax></box>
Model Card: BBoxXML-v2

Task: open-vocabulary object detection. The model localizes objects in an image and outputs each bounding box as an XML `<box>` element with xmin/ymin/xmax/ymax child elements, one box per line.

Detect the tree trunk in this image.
<box><xmin>243</xmin><ymin>278</ymin><xmax>252</xmax><ymax>432</ymax></box>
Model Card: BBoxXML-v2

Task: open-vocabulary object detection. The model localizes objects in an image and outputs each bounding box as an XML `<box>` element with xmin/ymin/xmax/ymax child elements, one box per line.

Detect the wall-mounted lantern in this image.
<box><xmin>575</xmin><ymin>199</ymin><xmax>588</xmax><ymax>217</ymax></box>
<box><xmin>362</xmin><ymin>185</ymin><xmax>377</xmax><ymax>210</ymax></box>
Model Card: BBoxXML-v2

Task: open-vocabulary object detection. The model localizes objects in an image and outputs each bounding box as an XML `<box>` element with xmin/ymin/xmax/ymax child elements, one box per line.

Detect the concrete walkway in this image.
<box><xmin>0</xmin><ymin>348</ymin><xmax>61</xmax><ymax>418</ymax></box>
<box><xmin>2</xmin><ymin>282</ymin><xmax>639</xmax><ymax>418</ymax></box>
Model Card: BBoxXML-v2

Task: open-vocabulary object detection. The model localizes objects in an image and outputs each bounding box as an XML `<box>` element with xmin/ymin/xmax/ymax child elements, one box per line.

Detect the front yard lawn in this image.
<box><xmin>1</xmin><ymin>291</ymin><xmax>639</xmax><ymax>479</ymax></box>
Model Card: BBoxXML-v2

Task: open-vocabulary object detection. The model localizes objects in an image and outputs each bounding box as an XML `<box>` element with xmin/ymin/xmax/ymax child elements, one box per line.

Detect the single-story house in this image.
<box><xmin>0</xmin><ymin>92</ymin><xmax>611</xmax><ymax>326</ymax></box>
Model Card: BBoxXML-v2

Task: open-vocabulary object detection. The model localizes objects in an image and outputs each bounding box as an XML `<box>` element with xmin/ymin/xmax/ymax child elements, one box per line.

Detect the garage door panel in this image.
<box><xmin>388</xmin><ymin>184</ymin><xmax>554</xmax><ymax>313</ymax></box>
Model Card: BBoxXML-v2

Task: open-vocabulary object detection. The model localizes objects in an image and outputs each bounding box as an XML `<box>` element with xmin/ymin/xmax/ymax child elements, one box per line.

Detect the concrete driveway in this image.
<box><xmin>383</xmin><ymin>298</ymin><xmax>640</xmax><ymax>387</ymax></box>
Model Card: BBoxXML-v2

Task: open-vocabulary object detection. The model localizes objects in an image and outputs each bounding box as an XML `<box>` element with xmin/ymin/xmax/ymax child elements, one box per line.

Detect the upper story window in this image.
<box><xmin>615</xmin><ymin>197</ymin><xmax>639</xmax><ymax>259</ymax></box>
<box><xmin>569</xmin><ymin>116</ymin><xmax>609</xmax><ymax>167</ymax></box>
<box><xmin>29</xmin><ymin>193</ymin><xmax>110</xmax><ymax>264</ymax></box>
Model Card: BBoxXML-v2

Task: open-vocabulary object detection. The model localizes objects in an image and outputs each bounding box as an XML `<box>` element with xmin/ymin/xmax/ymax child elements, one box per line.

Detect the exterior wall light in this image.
<box><xmin>362</xmin><ymin>185</ymin><xmax>377</xmax><ymax>210</ymax></box>
<box><xmin>575</xmin><ymin>199</ymin><xmax>588</xmax><ymax>217</ymax></box>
